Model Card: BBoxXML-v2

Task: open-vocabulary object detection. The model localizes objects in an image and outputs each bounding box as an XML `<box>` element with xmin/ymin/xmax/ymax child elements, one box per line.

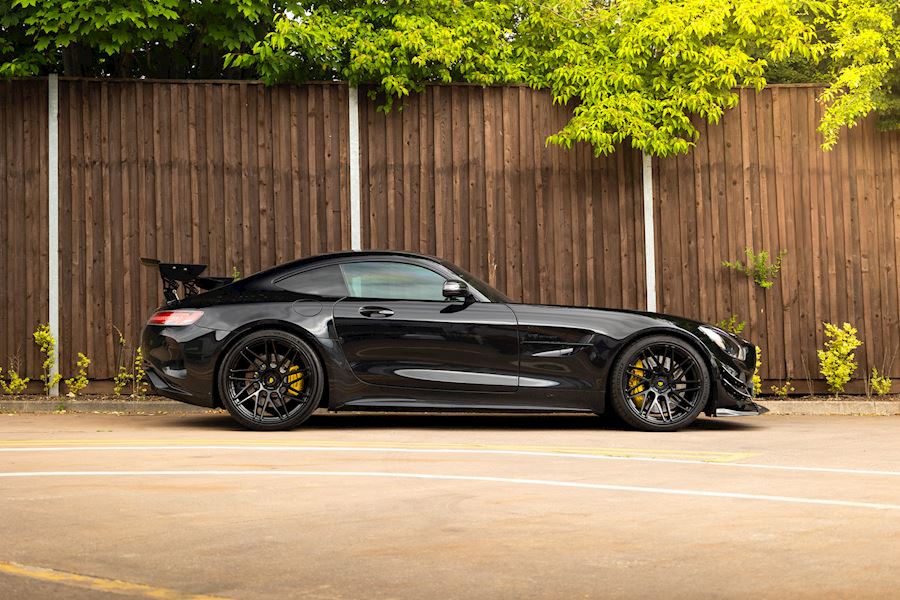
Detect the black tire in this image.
<box><xmin>608</xmin><ymin>334</ymin><xmax>710</xmax><ymax>432</ymax></box>
<box><xmin>217</xmin><ymin>329</ymin><xmax>324</xmax><ymax>431</ymax></box>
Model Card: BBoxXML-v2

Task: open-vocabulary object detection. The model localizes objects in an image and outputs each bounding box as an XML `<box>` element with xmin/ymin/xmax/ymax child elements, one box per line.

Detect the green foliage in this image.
<box><xmin>0</xmin><ymin>355</ymin><xmax>30</xmax><ymax>395</ymax></box>
<box><xmin>131</xmin><ymin>347</ymin><xmax>149</xmax><ymax>398</ymax></box>
<box><xmin>64</xmin><ymin>352</ymin><xmax>91</xmax><ymax>397</ymax></box>
<box><xmin>113</xmin><ymin>366</ymin><xmax>131</xmax><ymax>396</ymax></box>
<box><xmin>3</xmin><ymin>0</ymin><xmax>897</xmax><ymax>154</ymax></box>
<box><xmin>113</xmin><ymin>327</ymin><xmax>131</xmax><ymax>395</ymax></box>
<box><xmin>0</xmin><ymin>0</ymin><xmax>280</xmax><ymax>78</ymax></box>
<box><xmin>111</xmin><ymin>326</ymin><xmax>148</xmax><ymax>398</ymax></box>
<box><xmin>231</xmin><ymin>266</ymin><xmax>242</xmax><ymax>281</ymax></box>
<box><xmin>33</xmin><ymin>323</ymin><xmax>62</xmax><ymax>394</ymax></box>
<box><xmin>717</xmin><ymin>315</ymin><xmax>746</xmax><ymax>336</ymax></box>
<box><xmin>817</xmin><ymin>0</ymin><xmax>899</xmax><ymax>147</ymax></box>
<box><xmin>226</xmin><ymin>0</ymin><xmax>524</xmax><ymax>110</ymax></box>
<box><xmin>752</xmin><ymin>345</ymin><xmax>762</xmax><ymax>396</ymax></box>
<box><xmin>230</xmin><ymin>0</ymin><xmax>896</xmax><ymax>156</ymax></box>
<box><xmin>531</xmin><ymin>0</ymin><xmax>831</xmax><ymax>156</ymax></box>
<box><xmin>770</xmin><ymin>381</ymin><xmax>795</xmax><ymax>397</ymax></box>
<box><xmin>723</xmin><ymin>248</ymin><xmax>787</xmax><ymax>289</ymax></box>
<box><xmin>112</xmin><ymin>346</ymin><xmax>149</xmax><ymax>398</ymax></box>
<box><xmin>817</xmin><ymin>322</ymin><xmax>862</xmax><ymax>395</ymax></box>
<box><xmin>869</xmin><ymin>367</ymin><xmax>892</xmax><ymax>396</ymax></box>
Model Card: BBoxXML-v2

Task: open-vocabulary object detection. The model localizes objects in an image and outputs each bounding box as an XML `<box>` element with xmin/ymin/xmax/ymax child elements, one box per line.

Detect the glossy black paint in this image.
<box><xmin>142</xmin><ymin>251</ymin><xmax>762</xmax><ymax>417</ymax></box>
<box><xmin>334</xmin><ymin>299</ymin><xmax>520</xmax><ymax>392</ymax></box>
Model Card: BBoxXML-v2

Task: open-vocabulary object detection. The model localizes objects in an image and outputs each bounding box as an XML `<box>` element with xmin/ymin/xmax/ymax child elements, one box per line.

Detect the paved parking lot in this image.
<box><xmin>2</xmin><ymin>412</ymin><xmax>899</xmax><ymax>599</ymax></box>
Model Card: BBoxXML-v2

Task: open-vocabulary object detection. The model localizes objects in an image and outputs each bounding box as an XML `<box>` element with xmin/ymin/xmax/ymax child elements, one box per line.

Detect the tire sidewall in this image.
<box><xmin>217</xmin><ymin>329</ymin><xmax>324</xmax><ymax>431</ymax></box>
<box><xmin>609</xmin><ymin>334</ymin><xmax>710</xmax><ymax>432</ymax></box>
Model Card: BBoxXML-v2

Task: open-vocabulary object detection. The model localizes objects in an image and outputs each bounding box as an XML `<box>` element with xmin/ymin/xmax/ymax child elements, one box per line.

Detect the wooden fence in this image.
<box><xmin>654</xmin><ymin>87</ymin><xmax>900</xmax><ymax>386</ymax></box>
<box><xmin>0</xmin><ymin>78</ymin><xmax>898</xmax><ymax>389</ymax></box>
<box><xmin>358</xmin><ymin>85</ymin><xmax>646</xmax><ymax>309</ymax></box>
<box><xmin>0</xmin><ymin>80</ymin><xmax>49</xmax><ymax>379</ymax></box>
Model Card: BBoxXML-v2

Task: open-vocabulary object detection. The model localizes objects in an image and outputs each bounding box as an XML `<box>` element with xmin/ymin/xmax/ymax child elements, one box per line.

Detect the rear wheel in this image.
<box><xmin>217</xmin><ymin>329</ymin><xmax>324</xmax><ymax>431</ymax></box>
<box><xmin>609</xmin><ymin>335</ymin><xmax>710</xmax><ymax>432</ymax></box>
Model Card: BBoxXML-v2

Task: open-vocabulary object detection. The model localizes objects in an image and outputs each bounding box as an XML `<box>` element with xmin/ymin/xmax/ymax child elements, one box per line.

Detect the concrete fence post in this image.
<box><xmin>48</xmin><ymin>74</ymin><xmax>60</xmax><ymax>396</ymax></box>
<box><xmin>348</xmin><ymin>86</ymin><xmax>361</xmax><ymax>251</ymax></box>
<box><xmin>642</xmin><ymin>152</ymin><xmax>657</xmax><ymax>313</ymax></box>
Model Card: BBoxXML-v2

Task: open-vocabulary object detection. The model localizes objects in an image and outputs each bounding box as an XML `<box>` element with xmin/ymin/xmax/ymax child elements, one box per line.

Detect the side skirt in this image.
<box><xmin>336</xmin><ymin>399</ymin><xmax>595</xmax><ymax>413</ymax></box>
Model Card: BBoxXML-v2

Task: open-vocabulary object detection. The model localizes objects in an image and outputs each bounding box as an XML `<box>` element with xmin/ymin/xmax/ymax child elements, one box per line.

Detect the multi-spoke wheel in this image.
<box><xmin>609</xmin><ymin>335</ymin><xmax>710</xmax><ymax>431</ymax></box>
<box><xmin>217</xmin><ymin>329</ymin><xmax>323</xmax><ymax>431</ymax></box>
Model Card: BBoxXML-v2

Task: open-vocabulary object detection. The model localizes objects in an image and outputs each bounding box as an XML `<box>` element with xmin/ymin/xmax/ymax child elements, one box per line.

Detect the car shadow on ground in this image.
<box><xmin>164</xmin><ymin>411</ymin><xmax>763</xmax><ymax>432</ymax></box>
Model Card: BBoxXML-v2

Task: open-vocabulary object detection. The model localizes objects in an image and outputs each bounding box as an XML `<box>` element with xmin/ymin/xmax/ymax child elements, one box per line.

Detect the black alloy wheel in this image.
<box><xmin>218</xmin><ymin>329</ymin><xmax>323</xmax><ymax>431</ymax></box>
<box><xmin>609</xmin><ymin>334</ymin><xmax>710</xmax><ymax>432</ymax></box>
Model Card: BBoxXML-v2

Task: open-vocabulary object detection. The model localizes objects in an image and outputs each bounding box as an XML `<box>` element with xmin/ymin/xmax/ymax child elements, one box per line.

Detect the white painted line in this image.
<box><xmin>348</xmin><ymin>86</ymin><xmax>361</xmax><ymax>251</ymax></box>
<box><xmin>47</xmin><ymin>74</ymin><xmax>60</xmax><ymax>397</ymax></box>
<box><xmin>642</xmin><ymin>151</ymin><xmax>657</xmax><ymax>312</ymax></box>
<box><xmin>1</xmin><ymin>469</ymin><xmax>898</xmax><ymax>511</ymax></box>
<box><xmin>3</xmin><ymin>445</ymin><xmax>900</xmax><ymax>478</ymax></box>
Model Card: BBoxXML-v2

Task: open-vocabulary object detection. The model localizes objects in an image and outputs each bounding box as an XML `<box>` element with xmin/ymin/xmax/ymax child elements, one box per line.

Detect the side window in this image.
<box><xmin>340</xmin><ymin>262</ymin><xmax>446</xmax><ymax>301</ymax></box>
<box><xmin>275</xmin><ymin>264</ymin><xmax>348</xmax><ymax>297</ymax></box>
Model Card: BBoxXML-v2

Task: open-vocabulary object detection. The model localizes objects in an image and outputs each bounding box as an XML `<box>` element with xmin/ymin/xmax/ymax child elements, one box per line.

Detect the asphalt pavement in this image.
<box><xmin>1</xmin><ymin>412</ymin><xmax>899</xmax><ymax>599</ymax></box>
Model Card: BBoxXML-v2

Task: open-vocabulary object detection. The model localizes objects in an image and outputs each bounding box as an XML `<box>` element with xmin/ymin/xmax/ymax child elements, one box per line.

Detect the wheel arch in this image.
<box><xmin>603</xmin><ymin>327</ymin><xmax>720</xmax><ymax>415</ymax></box>
<box><xmin>211</xmin><ymin>319</ymin><xmax>331</xmax><ymax>409</ymax></box>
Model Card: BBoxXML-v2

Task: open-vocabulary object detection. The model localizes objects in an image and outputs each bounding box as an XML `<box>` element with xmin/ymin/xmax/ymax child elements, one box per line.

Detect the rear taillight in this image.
<box><xmin>148</xmin><ymin>310</ymin><xmax>204</xmax><ymax>326</ymax></box>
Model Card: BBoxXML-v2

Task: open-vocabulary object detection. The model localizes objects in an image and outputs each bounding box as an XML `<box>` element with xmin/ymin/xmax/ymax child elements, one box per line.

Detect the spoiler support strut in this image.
<box><xmin>141</xmin><ymin>258</ymin><xmax>232</xmax><ymax>304</ymax></box>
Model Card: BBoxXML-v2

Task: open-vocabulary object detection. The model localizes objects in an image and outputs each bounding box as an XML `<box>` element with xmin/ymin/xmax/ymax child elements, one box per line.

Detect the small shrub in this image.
<box><xmin>131</xmin><ymin>346</ymin><xmax>149</xmax><ymax>398</ymax></box>
<box><xmin>752</xmin><ymin>346</ymin><xmax>762</xmax><ymax>396</ymax></box>
<box><xmin>33</xmin><ymin>323</ymin><xmax>62</xmax><ymax>394</ymax></box>
<box><xmin>716</xmin><ymin>315</ymin><xmax>746</xmax><ymax>336</ymax></box>
<box><xmin>231</xmin><ymin>266</ymin><xmax>241</xmax><ymax>281</ymax></box>
<box><xmin>112</xmin><ymin>326</ymin><xmax>131</xmax><ymax>396</ymax></box>
<box><xmin>0</xmin><ymin>354</ymin><xmax>30</xmax><ymax>395</ymax></box>
<box><xmin>869</xmin><ymin>368</ymin><xmax>892</xmax><ymax>396</ymax></box>
<box><xmin>111</xmin><ymin>339</ymin><xmax>149</xmax><ymax>398</ymax></box>
<box><xmin>723</xmin><ymin>248</ymin><xmax>787</xmax><ymax>289</ymax></box>
<box><xmin>113</xmin><ymin>365</ymin><xmax>131</xmax><ymax>395</ymax></box>
<box><xmin>817</xmin><ymin>322</ymin><xmax>862</xmax><ymax>396</ymax></box>
<box><xmin>64</xmin><ymin>352</ymin><xmax>91</xmax><ymax>397</ymax></box>
<box><xmin>770</xmin><ymin>381</ymin><xmax>795</xmax><ymax>397</ymax></box>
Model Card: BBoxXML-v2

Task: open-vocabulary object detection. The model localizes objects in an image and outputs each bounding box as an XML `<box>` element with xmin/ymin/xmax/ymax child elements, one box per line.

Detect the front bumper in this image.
<box><xmin>711</xmin><ymin>352</ymin><xmax>767</xmax><ymax>416</ymax></box>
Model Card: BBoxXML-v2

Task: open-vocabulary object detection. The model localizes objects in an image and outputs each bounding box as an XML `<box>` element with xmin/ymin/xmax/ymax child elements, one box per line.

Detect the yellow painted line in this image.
<box><xmin>0</xmin><ymin>438</ymin><xmax>755</xmax><ymax>463</ymax></box>
<box><xmin>0</xmin><ymin>561</ymin><xmax>228</xmax><ymax>600</ymax></box>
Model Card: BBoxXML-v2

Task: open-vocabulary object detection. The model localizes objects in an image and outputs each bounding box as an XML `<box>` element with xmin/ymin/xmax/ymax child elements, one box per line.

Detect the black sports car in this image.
<box><xmin>141</xmin><ymin>251</ymin><xmax>766</xmax><ymax>431</ymax></box>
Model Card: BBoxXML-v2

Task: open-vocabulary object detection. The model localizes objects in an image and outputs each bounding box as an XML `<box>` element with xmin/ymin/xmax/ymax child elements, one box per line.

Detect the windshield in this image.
<box><xmin>440</xmin><ymin>260</ymin><xmax>511</xmax><ymax>303</ymax></box>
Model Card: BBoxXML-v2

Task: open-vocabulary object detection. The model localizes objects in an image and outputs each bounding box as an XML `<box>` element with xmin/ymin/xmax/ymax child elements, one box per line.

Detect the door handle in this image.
<box><xmin>359</xmin><ymin>306</ymin><xmax>394</xmax><ymax>318</ymax></box>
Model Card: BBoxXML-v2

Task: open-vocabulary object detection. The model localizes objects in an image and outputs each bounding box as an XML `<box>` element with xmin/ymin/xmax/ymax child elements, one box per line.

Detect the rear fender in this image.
<box><xmin>210</xmin><ymin>317</ymin><xmax>340</xmax><ymax>409</ymax></box>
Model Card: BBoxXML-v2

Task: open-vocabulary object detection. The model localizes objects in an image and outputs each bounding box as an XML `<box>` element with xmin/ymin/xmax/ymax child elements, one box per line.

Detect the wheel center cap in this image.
<box><xmin>262</xmin><ymin>374</ymin><xmax>280</xmax><ymax>389</ymax></box>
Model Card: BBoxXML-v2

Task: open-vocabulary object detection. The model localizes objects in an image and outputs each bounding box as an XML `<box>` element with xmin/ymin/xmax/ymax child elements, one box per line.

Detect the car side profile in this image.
<box><xmin>141</xmin><ymin>251</ymin><xmax>765</xmax><ymax>432</ymax></box>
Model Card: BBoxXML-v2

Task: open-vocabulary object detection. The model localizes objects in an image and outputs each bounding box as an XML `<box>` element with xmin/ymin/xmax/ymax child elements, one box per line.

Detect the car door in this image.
<box><xmin>332</xmin><ymin>260</ymin><xmax>519</xmax><ymax>392</ymax></box>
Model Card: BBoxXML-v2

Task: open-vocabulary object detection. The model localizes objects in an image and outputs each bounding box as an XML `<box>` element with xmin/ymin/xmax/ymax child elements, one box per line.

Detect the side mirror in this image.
<box><xmin>442</xmin><ymin>279</ymin><xmax>469</xmax><ymax>299</ymax></box>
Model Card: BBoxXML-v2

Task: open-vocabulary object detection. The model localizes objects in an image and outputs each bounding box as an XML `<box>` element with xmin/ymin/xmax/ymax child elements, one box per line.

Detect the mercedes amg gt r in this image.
<box><xmin>141</xmin><ymin>251</ymin><xmax>766</xmax><ymax>431</ymax></box>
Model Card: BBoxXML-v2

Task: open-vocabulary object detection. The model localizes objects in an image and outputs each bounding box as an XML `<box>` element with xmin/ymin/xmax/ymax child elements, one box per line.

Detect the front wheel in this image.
<box><xmin>608</xmin><ymin>335</ymin><xmax>710</xmax><ymax>432</ymax></box>
<box><xmin>217</xmin><ymin>329</ymin><xmax>324</xmax><ymax>431</ymax></box>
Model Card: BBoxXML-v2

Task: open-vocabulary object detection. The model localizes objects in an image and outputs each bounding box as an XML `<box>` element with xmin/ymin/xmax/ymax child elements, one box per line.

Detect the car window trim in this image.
<box><xmin>272</xmin><ymin>264</ymin><xmax>349</xmax><ymax>300</ymax></box>
<box><xmin>338</xmin><ymin>259</ymin><xmax>464</xmax><ymax>303</ymax></box>
<box><xmin>274</xmin><ymin>257</ymin><xmax>492</xmax><ymax>303</ymax></box>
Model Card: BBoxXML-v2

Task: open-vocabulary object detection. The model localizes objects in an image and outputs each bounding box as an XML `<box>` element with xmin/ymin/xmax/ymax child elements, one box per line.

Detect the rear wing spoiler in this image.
<box><xmin>141</xmin><ymin>258</ymin><xmax>233</xmax><ymax>304</ymax></box>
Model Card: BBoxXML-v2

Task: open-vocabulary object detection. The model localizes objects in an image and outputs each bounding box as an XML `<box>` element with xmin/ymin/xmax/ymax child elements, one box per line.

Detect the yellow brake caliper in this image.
<box><xmin>286</xmin><ymin>365</ymin><xmax>305</xmax><ymax>396</ymax></box>
<box><xmin>629</xmin><ymin>359</ymin><xmax>646</xmax><ymax>409</ymax></box>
